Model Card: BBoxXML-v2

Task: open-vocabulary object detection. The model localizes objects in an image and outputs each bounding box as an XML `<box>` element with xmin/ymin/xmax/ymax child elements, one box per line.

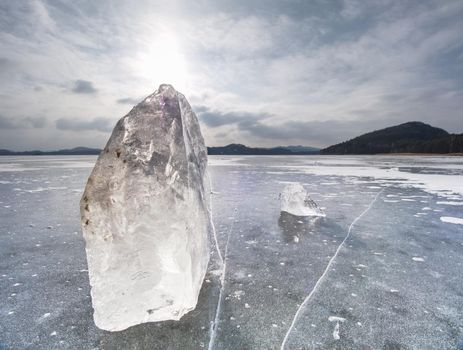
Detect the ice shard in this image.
<box><xmin>80</xmin><ymin>84</ymin><xmax>211</xmax><ymax>331</ymax></box>
<box><xmin>280</xmin><ymin>183</ymin><xmax>325</xmax><ymax>217</ymax></box>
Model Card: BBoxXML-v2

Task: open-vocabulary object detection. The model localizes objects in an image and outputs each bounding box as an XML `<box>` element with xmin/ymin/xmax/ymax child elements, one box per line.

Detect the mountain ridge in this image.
<box><xmin>2</xmin><ymin>122</ymin><xmax>462</xmax><ymax>156</ymax></box>
<box><xmin>0</xmin><ymin>147</ymin><xmax>102</xmax><ymax>156</ymax></box>
<box><xmin>0</xmin><ymin>144</ymin><xmax>320</xmax><ymax>156</ymax></box>
<box><xmin>321</xmin><ymin>121</ymin><xmax>463</xmax><ymax>154</ymax></box>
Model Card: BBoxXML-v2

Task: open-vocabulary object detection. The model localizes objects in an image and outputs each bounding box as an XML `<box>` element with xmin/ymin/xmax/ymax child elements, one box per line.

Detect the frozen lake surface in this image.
<box><xmin>1</xmin><ymin>155</ymin><xmax>463</xmax><ymax>349</ymax></box>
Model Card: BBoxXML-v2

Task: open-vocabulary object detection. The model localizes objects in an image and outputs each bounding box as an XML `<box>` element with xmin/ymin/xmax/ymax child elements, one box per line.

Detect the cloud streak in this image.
<box><xmin>197</xmin><ymin>106</ymin><xmax>267</xmax><ymax>128</ymax></box>
<box><xmin>0</xmin><ymin>115</ymin><xmax>47</xmax><ymax>129</ymax></box>
<box><xmin>71</xmin><ymin>80</ymin><xmax>97</xmax><ymax>94</ymax></box>
<box><xmin>55</xmin><ymin>117</ymin><xmax>113</xmax><ymax>132</ymax></box>
<box><xmin>196</xmin><ymin>106</ymin><xmax>384</xmax><ymax>146</ymax></box>
<box><xmin>116</xmin><ymin>97</ymin><xmax>141</xmax><ymax>105</ymax></box>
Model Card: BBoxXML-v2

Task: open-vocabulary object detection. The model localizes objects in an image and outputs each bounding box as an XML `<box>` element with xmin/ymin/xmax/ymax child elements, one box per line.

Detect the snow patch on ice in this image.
<box><xmin>272</xmin><ymin>164</ymin><xmax>463</xmax><ymax>199</ymax></box>
<box><xmin>328</xmin><ymin>317</ymin><xmax>346</xmax><ymax>340</ymax></box>
<box><xmin>440</xmin><ymin>216</ymin><xmax>463</xmax><ymax>225</ymax></box>
<box><xmin>0</xmin><ymin>164</ymin><xmax>42</xmax><ymax>172</ymax></box>
<box><xmin>328</xmin><ymin>316</ymin><xmax>346</xmax><ymax>323</ymax></box>
<box><xmin>208</xmin><ymin>157</ymin><xmax>251</xmax><ymax>167</ymax></box>
<box><xmin>437</xmin><ymin>201</ymin><xmax>463</xmax><ymax>206</ymax></box>
<box><xmin>26</xmin><ymin>186</ymin><xmax>68</xmax><ymax>193</ymax></box>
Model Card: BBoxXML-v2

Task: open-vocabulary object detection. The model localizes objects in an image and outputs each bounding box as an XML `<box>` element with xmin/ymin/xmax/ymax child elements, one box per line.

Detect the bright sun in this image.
<box><xmin>137</xmin><ymin>32</ymin><xmax>189</xmax><ymax>91</ymax></box>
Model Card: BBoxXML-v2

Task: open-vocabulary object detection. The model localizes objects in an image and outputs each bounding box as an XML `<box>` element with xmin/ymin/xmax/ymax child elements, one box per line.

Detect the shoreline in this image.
<box><xmin>1</xmin><ymin>153</ymin><xmax>462</xmax><ymax>157</ymax></box>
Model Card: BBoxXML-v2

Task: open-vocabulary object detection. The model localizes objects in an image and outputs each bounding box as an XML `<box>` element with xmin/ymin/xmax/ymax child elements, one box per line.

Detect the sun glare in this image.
<box><xmin>137</xmin><ymin>32</ymin><xmax>189</xmax><ymax>91</ymax></box>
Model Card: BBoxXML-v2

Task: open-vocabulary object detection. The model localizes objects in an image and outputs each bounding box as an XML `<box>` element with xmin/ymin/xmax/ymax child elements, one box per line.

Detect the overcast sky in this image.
<box><xmin>0</xmin><ymin>0</ymin><xmax>462</xmax><ymax>150</ymax></box>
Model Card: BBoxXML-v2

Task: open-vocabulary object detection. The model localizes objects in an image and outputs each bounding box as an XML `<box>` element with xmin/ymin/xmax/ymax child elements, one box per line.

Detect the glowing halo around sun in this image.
<box><xmin>136</xmin><ymin>32</ymin><xmax>189</xmax><ymax>91</ymax></box>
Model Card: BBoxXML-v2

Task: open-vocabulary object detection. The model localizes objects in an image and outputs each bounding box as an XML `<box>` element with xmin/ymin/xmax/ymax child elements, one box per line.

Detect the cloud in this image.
<box><xmin>116</xmin><ymin>97</ymin><xmax>141</xmax><ymax>105</ymax></box>
<box><xmin>0</xmin><ymin>57</ymin><xmax>14</xmax><ymax>68</ymax></box>
<box><xmin>197</xmin><ymin>106</ymin><xmax>268</xmax><ymax>128</ymax></box>
<box><xmin>71</xmin><ymin>80</ymin><xmax>97</xmax><ymax>94</ymax></box>
<box><xmin>55</xmin><ymin>117</ymin><xmax>113</xmax><ymax>132</ymax></box>
<box><xmin>0</xmin><ymin>115</ymin><xmax>47</xmax><ymax>129</ymax></box>
<box><xmin>196</xmin><ymin>106</ymin><xmax>384</xmax><ymax>145</ymax></box>
<box><xmin>237</xmin><ymin>119</ymin><xmax>379</xmax><ymax>146</ymax></box>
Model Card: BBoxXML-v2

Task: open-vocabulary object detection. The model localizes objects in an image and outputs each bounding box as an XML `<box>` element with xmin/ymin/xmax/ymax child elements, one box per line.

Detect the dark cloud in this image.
<box><xmin>55</xmin><ymin>117</ymin><xmax>113</xmax><ymax>132</ymax></box>
<box><xmin>116</xmin><ymin>97</ymin><xmax>141</xmax><ymax>105</ymax></box>
<box><xmin>0</xmin><ymin>57</ymin><xmax>13</xmax><ymax>67</ymax></box>
<box><xmin>197</xmin><ymin>106</ymin><xmax>268</xmax><ymax>128</ymax></box>
<box><xmin>193</xmin><ymin>105</ymin><xmax>209</xmax><ymax>113</ymax></box>
<box><xmin>0</xmin><ymin>115</ymin><xmax>47</xmax><ymax>129</ymax></box>
<box><xmin>0</xmin><ymin>57</ymin><xmax>20</xmax><ymax>78</ymax></box>
<box><xmin>71</xmin><ymin>80</ymin><xmax>97</xmax><ymax>94</ymax></box>
<box><xmin>238</xmin><ymin>119</ymin><xmax>357</xmax><ymax>145</ymax></box>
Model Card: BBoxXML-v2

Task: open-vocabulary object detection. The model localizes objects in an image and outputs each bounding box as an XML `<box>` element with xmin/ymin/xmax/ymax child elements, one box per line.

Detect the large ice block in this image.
<box><xmin>80</xmin><ymin>84</ymin><xmax>211</xmax><ymax>331</ymax></box>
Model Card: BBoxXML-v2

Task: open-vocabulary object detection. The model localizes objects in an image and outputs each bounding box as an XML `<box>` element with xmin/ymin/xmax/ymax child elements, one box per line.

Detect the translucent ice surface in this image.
<box><xmin>1</xmin><ymin>155</ymin><xmax>463</xmax><ymax>349</ymax></box>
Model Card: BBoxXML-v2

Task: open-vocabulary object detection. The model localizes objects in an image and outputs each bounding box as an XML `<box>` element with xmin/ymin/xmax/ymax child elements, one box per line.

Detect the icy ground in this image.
<box><xmin>1</xmin><ymin>155</ymin><xmax>463</xmax><ymax>350</ymax></box>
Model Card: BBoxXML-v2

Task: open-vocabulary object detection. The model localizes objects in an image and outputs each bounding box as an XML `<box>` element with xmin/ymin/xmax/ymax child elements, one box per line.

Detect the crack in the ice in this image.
<box><xmin>208</xmin><ymin>205</ymin><xmax>238</xmax><ymax>350</ymax></box>
<box><xmin>280</xmin><ymin>189</ymin><xmax>384</xmax><ymax>349</ymax></box>
<box><xmin>207</xmin><ymin>172</ymin><xmax>224</xmax><ymax>266</ymax></box>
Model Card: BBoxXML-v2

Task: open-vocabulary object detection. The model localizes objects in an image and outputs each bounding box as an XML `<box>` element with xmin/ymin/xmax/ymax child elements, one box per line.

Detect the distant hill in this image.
<box><xmin>282</xmin><ymin>145</ymin><xmax>320</xmax><ymax>153</ymax></box>
<box><xmin>0</xmin><ymin>144</ymin><xmax>320</xmax><ymax>156</ymax></box>
<box><xmin>0</xmin><ymin>147</ymin><xmax>101</xmax><ymax>156</ymax></box>
<box><xmin>207</xmin><ymin>144</ymin><xmax>319</xmax><ymax>155</ymax></box>
<box><xmin>321</xmin><ymin>121</ymin><xmax>463</xmax><ymax>154</ymax></box>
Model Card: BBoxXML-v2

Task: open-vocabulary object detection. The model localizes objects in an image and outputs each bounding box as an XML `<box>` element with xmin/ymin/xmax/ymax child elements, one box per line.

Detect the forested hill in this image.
<box><xmin>321</xmin><ymin>122</ymin><xmax>463</xmax><ymax>154</ymax></box>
